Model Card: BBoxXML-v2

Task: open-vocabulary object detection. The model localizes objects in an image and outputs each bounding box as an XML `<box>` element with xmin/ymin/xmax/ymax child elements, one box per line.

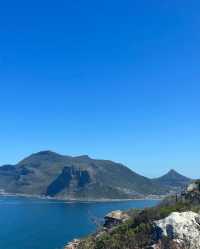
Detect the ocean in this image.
<box><xmin>0</xmin><ymin>197</ymin><xmax>159</xmax><ymax>249</ymax></box>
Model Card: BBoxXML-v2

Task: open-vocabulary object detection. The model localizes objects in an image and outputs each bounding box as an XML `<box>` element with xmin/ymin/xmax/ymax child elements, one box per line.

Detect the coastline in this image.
<box><xmin>0</xmin><ymin>192</ymin><xmax>164</xmax><ymax>202</ymax></box>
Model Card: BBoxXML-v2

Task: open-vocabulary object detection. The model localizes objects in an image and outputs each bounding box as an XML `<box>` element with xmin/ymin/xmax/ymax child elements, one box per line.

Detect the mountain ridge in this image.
<box><xmin>0</xmin><ymin>151</ymin><xmax>191</xmax><ymax>200</ymax></box>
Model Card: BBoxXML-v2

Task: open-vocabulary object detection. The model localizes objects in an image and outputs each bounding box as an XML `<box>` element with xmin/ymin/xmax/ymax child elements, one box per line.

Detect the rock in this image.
<box><xmin>179</xmin><ymin>180</ymin><xmax>200</xmax><ymax>205</ymax></box>
<box><xmin>104</xmin><ymin>210</ymin><xmax>129</xmax><ymax>228</ymax></box>
<box><xmin>150</xmin><ymin>240</ymin><xmax>186</xmax><ymax>249</ymax></box>
<box><xmin>64</xmin><ymin>239</ymin><xmax>80</xmax><ymax>249</ymax></box>
<box><xmin>187</xmin><ymin>180</ymin><xmax>200</xmax><ymax>192</ymax></box>
<box><xmin>154</xmin><ymin>211</ymin><xmax>200</xmax><ymax>249</ymax></box>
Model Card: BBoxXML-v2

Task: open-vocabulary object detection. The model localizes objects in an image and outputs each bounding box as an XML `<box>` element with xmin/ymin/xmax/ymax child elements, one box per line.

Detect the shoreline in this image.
<box><xmin>0</xmin><ymin>192</ymin><xmax>163</xmax><ymax>202</ymax></box>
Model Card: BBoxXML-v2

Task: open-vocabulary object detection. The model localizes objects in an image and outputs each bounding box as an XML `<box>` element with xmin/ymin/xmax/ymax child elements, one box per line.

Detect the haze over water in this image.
<box><xmin>0</xmin><ymin>197</ymin><xmax>159</xmax><ymax>249</ymax></box>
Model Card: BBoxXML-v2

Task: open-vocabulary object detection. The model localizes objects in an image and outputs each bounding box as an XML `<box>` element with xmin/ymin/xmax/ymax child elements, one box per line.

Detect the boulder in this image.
<box><xmin>65</xmin><ymin>239</ymin><xmax>80</xmax><ymax>249</ymax></box>
<box><xmin>153</xmin><ymin>211</ymin><xmax>200</xmax><ymax>249</ymax></box>
<box><xmin>187</xmin><ymin>180</ymin><xmax>200</xmax><ymax>192</ymax></box>
<box><xmin>104</xmin><ymin>210</ymin><xmax>129</xmax><ymax>228</ymax></box>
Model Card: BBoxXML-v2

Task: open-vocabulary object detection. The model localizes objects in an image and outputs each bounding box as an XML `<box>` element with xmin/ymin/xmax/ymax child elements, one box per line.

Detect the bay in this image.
<box><xmin>0</xmin><ymin>197</ymin><xmax>159</xmax><ymax>249</ymax></box>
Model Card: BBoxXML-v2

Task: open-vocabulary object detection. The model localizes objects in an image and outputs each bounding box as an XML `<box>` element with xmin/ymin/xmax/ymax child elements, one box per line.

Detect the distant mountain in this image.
<box><xmin>0</xmin><ymin>151</ymin><xmax>190</xmax><ymax>199</ymax></box>
<box><xmin>152</xmin><ymin>169</ymin><xmax>191</xmax><ymax>192</ymax></box>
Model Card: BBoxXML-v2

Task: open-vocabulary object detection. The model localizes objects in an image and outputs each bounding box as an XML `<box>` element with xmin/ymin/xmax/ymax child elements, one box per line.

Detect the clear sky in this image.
<box><xmin>0</xmin><ymin>0</ymin><xmax>200</xmax><ymax>178</ymax></box>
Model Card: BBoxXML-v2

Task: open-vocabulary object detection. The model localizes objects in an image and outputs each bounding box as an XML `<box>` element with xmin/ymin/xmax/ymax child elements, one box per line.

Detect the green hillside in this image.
<box><xmin>0</xmin><ymin>151</ymin><xmax>189</xmax><ymax>199</ymax></box>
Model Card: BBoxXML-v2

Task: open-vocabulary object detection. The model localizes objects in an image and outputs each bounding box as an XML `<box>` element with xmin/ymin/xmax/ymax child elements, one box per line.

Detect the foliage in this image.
<box><xmin>0</xmin><ymin>150</ymin><xmax>171</xmax><ymax>198</ymax></box>
<box><xmin>77</xmin><ymin>196</ymin><xmax>200</xmax><ymax>249</ymax></box>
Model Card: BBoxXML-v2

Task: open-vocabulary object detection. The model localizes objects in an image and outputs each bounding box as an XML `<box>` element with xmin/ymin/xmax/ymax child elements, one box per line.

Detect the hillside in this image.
<box><xmin>69</xmin><ymin>180</ymin><xmax>200</xmax><ymax>249</ymax></box>
<box><xmin>152</xmin><ymin>169</ymin><xmax>191</xmax><ymax>192</ymax></box>
<box><xmin>0</xmin><ymin>151</ymin><xmax>190</xmax><ymax>199</ymax></box>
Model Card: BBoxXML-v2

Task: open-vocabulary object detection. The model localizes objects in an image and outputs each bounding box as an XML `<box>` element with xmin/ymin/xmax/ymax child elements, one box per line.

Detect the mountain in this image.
<box><xmin>0</xmin><ymin>150</ymin><xmax>169</xmax><ymax>199</ymax></box>
<box><xmin>152</xmin><ymin>169</ymin><xmax>191</xmax><ymax>191</ymax></box>
<box><xmin>0</xmin><ymin>151</ymin><xmax>190</xmax><ymax>199</ymax></box>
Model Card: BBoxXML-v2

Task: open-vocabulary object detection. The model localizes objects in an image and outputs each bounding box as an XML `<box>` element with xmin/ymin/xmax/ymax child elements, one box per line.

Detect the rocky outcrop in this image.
<box><xmin>187</xmin><ymin>180</ymin><xmax>200</xmax><ymax>192</ymax></box>
<box><xmin>181</xmin><ymin>180</ymin><xmax>200</xmax><ymax>204</ymax></box>
<box><xmin>64</xmin><ymin>239</ymin><xmax>80</xmax><ymax>249</ymax></box>
<box><xmin>153</xmin><ymin>211</ymin><xmax>200</xmax><ymax>249</ymax></box>
<box><xmin>104</xmin><ymin>210</ymin><xmax>129</xmax><ymax>228</ymax></box>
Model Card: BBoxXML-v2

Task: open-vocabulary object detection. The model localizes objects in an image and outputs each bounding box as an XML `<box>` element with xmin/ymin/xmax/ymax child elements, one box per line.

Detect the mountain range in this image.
<box><xmin>0</xmin><ymin>151</ymin><xmax>191</xmax><ymax>200</ymax></box>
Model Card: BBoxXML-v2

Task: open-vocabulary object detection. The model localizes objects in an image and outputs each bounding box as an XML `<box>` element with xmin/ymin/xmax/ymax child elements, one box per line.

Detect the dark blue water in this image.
<box><xmin>0</xmin><ymin>197</ymin><xmax>159</xmax><ymax>249</ymax></box>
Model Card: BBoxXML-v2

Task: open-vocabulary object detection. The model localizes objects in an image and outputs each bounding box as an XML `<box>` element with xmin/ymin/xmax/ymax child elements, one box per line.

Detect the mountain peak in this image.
<box><xmin>18</xmin><ymin>150</ymin><xmax>64</xmax><ymax>165</ymax></box>
<box><xmin>167</xmin><ymin>169</ymin><xmax>179</xmax><ymax>175</ymax></box>
<box><xmin>153</xmin><ymin>169</ymin><xmax>191</xmax><ymax>189</ymax></box>
<box><xmin>34</xmin><ymin>150</ymin><xmax>58</xmax><ymax>155</ymax></box>
<box><xmin>164</xmin><ymin>169</ymin><xmax>190</xmax><ymax>179</ymax></box>
<box><xmin>75</xmin><ymin>155</ymin><xmax>91</xmax><ymax>160</ymax></box>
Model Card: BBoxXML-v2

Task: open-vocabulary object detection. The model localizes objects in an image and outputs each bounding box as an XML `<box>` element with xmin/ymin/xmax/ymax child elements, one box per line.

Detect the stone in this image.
<box><xmin>64</xmin><ymin>239</ymin><xmax>80</xmax><ymax>249</ymax></box>
<box><xmin>154</xmin><ymin>211</ymin><xmax>200</xmax><ymax>249</ymax></box>
<box><xmin>104</xmin><ymin>210</ymin><xmax>129</xmax><ymax>228</ymax></box>
<box><xmin>187</xmin><ymin>180</ymin><xmax>200</xmax><ymax>192</ymax></box>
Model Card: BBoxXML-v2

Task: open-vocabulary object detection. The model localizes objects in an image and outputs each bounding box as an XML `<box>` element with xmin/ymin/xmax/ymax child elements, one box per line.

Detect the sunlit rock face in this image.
<box><xmin>187</xmin><ymin>180</ymin><xmax>200</xmax><ymax>192</ymax></box>
<box><xmin>104</xmin><ymin>210</ymin><xmax>129</xmax><ymax>228</ymax></box>
<box><xmin>64</xmin><ymin>239</ymin><xmax>80</xmax><ymax>249</ymax></box>
<box><xmin>153</xmin><ymin>211</ymin><xmax>200</xmax><ymax>249</ymax></box>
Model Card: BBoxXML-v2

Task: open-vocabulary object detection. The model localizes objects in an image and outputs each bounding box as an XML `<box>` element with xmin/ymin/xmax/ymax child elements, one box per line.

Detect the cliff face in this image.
<box><xmin>46</xmin><ymin>166</ymin><xmax>91</xmax><ymax>197</ymax></box>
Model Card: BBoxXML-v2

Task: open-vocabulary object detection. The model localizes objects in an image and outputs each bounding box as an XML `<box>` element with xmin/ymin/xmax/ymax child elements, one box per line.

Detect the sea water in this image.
<box><xmin>0</xmin><ymin>197</ymin><xmax>159</xmax><ymax>249</ymax></box>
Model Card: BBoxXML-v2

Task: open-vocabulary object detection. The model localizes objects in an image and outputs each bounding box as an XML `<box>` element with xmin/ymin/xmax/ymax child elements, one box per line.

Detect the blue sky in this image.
<box><xmin>0</xmin><ymin>0</ymin><xmax>200</xmax><ymax>178</ymax></box>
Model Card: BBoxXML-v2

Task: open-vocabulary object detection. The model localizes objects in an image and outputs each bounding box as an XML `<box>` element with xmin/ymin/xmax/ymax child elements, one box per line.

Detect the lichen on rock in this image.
<box><xmin>154</xmin><ymin>211</ymin><xmax>200</xmax><ymax>249</ymax></box>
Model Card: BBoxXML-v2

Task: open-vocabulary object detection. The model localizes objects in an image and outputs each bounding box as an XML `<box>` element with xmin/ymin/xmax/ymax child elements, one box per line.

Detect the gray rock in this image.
<box><xmin>104</xmin><ymin>210</ymin><xmax>129</xmax><ymax>228</ymax></box>
<box><xmin>154</xmin><ymin>211</ymin><xmax>200</xmax><ymax>249</ymax></box>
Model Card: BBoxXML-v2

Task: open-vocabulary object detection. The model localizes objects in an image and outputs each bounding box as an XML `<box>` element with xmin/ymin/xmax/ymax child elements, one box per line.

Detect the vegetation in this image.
<box><xmin>0</xmin><ymin>151</ymin><xmax>188</xmax><ymax>199</ymax></box>
<box><xmin>152</xmin><ymin>169</ymin><xmax>191</xmax><ymax>190</ymax></box>
<box><xmin>77</xmin><ymin>196</ymin><xmax>200</xmax><ymax>249</ymax></box>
